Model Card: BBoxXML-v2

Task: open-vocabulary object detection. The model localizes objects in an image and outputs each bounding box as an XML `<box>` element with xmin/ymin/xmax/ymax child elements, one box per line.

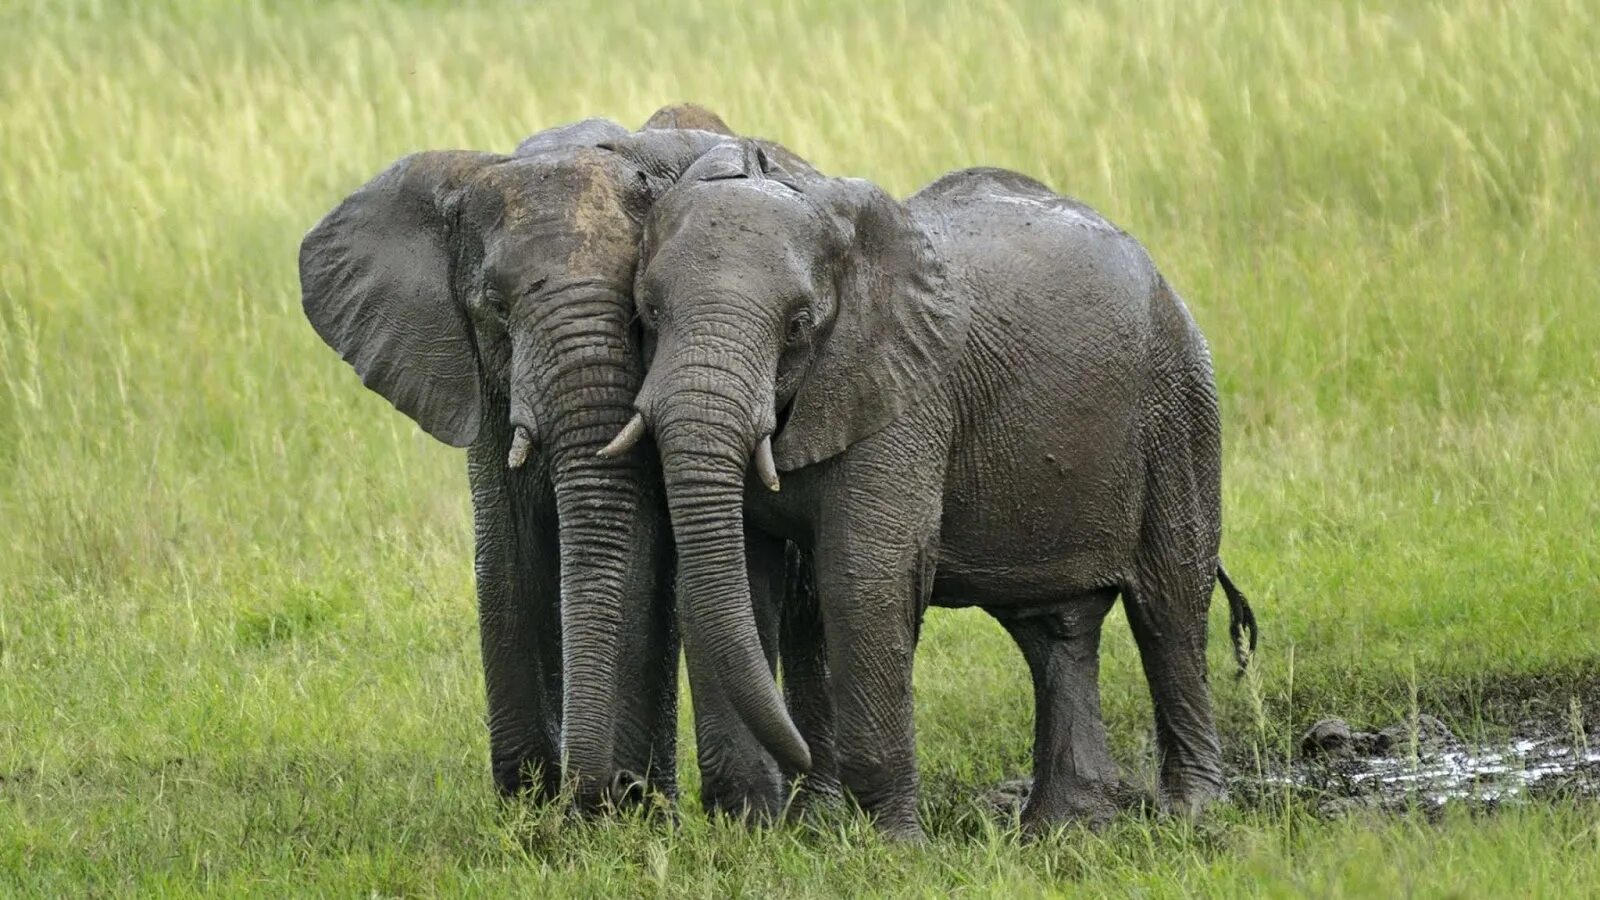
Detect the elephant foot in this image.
<box><xmin>492</xmin><ymin>754</ymin><xmax>561</xmax><ymax>803</ymax></box>
<box><xmin>1022</xmin><ymin>777</ymin><xmax>1134</xmax><ymax>833</ymax></box>
<box><xmin>1158</xmin><ymin>780</ymin><xmax>1225</xmax><ymax>819</ymax></box>
<box><xmin>875</xmin><ymin>817</ymin><xmax>927</xmax><ymax>844</ymax></box>
<box><xmin>784</xmin><ymin>772</ymin><xmax>846</xmax><ymax>824</ymax></box>
<box><xmin>704</xmin><ymin>794</ymin><xmax>783</xmax><ymax>825</ymax></box>
<box><xmin>701</xmin><ymin>761</ymin><xmax>786</xmax><ymax>825</ymax></box>
<box><xmin>852</xmin><ymin>783</ymin><xmax>924</xmax><ymax>843</ymax></box>
<box><xmin>991</xmin><ymin>775</ymin><xmax>1145</xmax><ymax>833</ymax></box>
<box><xmin>1154</xmin><ymin>757</ymin><xmax>1227</xmax><ymax>818</ymax></box>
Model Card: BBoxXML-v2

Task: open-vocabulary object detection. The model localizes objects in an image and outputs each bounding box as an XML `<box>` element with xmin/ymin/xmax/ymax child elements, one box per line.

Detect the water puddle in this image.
<box><xmin>1245</xmin><ymin>716</ymin><xmax>1600</xmax><ymax>816</ymax></box>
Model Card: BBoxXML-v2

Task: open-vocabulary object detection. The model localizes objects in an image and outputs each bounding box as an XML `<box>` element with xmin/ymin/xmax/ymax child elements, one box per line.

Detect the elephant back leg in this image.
<box><xmin>1124</xmin><ymin>556</ymin><xmax>1223</xmax><ymax>813</ymax></box>
<box><xmin>1124</xmin><ymin>349</ymin><xmax>1226</xmax><ymax>813</ymax></box>
<box><xmin>990</xmin><ymin>591</ymin><xmax>1120</xmax><ymax>829</ymax></box>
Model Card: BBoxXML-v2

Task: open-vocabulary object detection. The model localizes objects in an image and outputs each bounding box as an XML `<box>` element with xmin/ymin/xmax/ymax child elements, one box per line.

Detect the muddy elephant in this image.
<box><xmin>597</xmin><ymin>139</ymin><xmax>1257</xmax><ymax>838</ymax></box>
<box><xmin>298</xmin><ymin>105</ymin><xmax>819</xmax><ymax>809</ymax></box>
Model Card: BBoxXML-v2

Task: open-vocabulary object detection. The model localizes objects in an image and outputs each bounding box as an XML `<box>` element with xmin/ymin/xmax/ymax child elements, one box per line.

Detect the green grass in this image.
<box><xmin>3</xmin><ymin>0</ymin><xmax>1598</xmax><ymax>894</ymax></box>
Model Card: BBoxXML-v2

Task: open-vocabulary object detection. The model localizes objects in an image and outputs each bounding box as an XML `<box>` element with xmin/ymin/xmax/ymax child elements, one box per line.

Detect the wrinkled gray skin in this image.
<box><xmin>688</xmin><ymin>536</ymin><xmax>841</xmax><ymax>822</ymax></box>
<box><xmin>601</xmin><ymin>128</ymin><xmax>841</xmax><ymax>821</ymax></box>
<box><xmin>605</xmin><ymin>139</ymin><xmax>1257</xmax><ymax>838</ymax></box>
<box><xmin>298</xmin><ymin>106</ymin><xmax>815</xmax><ymax>810</ymax></box>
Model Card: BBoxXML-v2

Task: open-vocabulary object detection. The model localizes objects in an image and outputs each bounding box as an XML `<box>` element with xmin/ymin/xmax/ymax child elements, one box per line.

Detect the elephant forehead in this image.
<box><xmin>647</xmin><ymin>202</ymin><xmax>822</xmax><ymax>297</ymax></box>
<box><xmin>656</xmin><ymin>178</ymin><xmax>822</xmax><ymax>245</ymax></box>
<box><xmin>470</xmin><ymin>154</ymin><xmax>642</xmax><ymax>282</ymax></box>
<box><xmin>564</xmin><ymin>158</ymin><xmax>639</xmax><ymax>275</ymax></box>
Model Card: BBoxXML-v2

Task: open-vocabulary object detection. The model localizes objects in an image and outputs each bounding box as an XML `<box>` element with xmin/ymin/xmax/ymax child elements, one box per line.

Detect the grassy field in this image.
<box><xmin>3</xmin><ymin>0</ymin><xmax>1598</xmax><ymax>894</ymax></box>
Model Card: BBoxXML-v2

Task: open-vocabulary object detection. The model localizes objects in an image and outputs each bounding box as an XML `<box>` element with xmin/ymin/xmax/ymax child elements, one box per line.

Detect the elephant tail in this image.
<box><xmin>1218</xmin><ymin>564</ymin><xmax>1258</xmax><ymax>674</ymax></box>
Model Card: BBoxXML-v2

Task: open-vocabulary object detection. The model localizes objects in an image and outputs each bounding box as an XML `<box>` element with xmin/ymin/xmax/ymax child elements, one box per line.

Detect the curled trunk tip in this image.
<box><xmin>662</xmin><ymin>441</ymin><xmax>810</xmax><ymax>775</ymax></box>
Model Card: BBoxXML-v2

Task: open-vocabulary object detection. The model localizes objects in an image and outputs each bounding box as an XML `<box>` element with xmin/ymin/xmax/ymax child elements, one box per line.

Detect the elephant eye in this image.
<box><xmin>785</xmin><ymin>310</ymin><xmax>810</xmax><ymax>346</ymax></box>
<box><xmin>515</xmin><ymin>277</ymin><xmax>549</xmax><ymax>303</ymax></box>
<box><xmin>480</xmin><ymin>284</ymin><xmax>509</xmax><ymax>318</ymax></box>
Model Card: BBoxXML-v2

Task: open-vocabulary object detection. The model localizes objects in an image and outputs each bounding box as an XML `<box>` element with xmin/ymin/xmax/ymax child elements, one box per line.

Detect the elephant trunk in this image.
<box><xmin>550</xmin><ymin>450</ymin><xmax>634</xmax><ymax>806</ymax></box>
<box><xmin>644</xmin><ymin>352</ymin><xmax>810</xmax><ymax>775</ymax></box>
<box><xmin>513</xmin><ymin>293</ymin><xmax>648</xmax><ymax>807</ymax></box>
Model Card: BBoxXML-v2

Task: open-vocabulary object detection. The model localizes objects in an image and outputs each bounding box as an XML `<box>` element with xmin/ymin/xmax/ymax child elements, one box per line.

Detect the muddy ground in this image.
<box><xmin>983</xmin><ymin>671</ymin><xmax>1600</xmax><ymax>822</ymax></box>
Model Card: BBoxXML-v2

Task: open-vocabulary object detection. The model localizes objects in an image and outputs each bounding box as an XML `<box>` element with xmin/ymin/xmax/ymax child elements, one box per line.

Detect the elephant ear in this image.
<box><xmin>771</xmin><ymin>178</ymin><xmax>970</xmax><ymax>470</ymax></box>
<box><xmin>299</xmin><ymin>150</ymin><xmax>500</xmax><ymax>447</ymax></box>
<box><xmin>641</xmin><ymin>103</ymin><xmax>735</xmax><ymax>135</ymax></box>
<box><xmin>512</xmin><ymin>117</ymin><xmax>628</xmax><ymax>158</ymax></box>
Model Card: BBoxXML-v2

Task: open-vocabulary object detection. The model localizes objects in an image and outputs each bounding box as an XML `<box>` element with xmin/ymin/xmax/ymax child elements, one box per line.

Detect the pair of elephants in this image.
<box><xmin>299</xmin><ymin>103</ymin><xmax>1257</xmax><ymax>840</ymax></box>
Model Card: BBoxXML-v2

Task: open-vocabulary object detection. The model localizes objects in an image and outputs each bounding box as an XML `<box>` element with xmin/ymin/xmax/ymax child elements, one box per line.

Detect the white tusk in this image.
<box><xmin>597</xmin><ymin>412</ymin><xmax>647</xmax><ymax>458</ymax></box>
<box><xmin>753</xmin><ymin>434</ymin><xmax>780</xmax><ymax>492</ymax></box>
<box><xmin>507</xmin><ymin>424</ymin><xmax>536</xmax><ymax>469</ymax></box>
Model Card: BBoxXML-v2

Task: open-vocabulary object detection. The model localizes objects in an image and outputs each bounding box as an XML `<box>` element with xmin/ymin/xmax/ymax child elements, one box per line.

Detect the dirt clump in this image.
<box><xmin>1300</xmin><ymin>714</ymin><xmax>1456</xmax><ymax>759</ymax></box>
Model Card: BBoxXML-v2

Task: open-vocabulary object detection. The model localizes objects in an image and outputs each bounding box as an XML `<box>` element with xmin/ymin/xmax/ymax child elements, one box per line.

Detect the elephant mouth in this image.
<box><xmin>773</xmin><ymin>394</ymin><xmax>795</xmax><ymax>445</ymax></box>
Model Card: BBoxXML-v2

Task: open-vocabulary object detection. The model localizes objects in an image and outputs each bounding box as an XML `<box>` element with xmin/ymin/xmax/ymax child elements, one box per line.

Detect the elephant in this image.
<box><xmin>298</xmin><ymin>104</ymin><xmax>829</xmax><ymax>810</ymax></box>
<box><xmin>596</xmin><ymin>138</ymin><xmax>1258</xmax><ymax>838</ymax></box>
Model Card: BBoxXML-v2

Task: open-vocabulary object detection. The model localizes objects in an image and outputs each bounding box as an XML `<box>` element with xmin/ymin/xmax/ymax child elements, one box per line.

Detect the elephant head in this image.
<box><xmin>597</xmin><ymin>140</ymin><xmax>970</xmax><ymax>771</ymax></box>
<box><xmin>298</xmin><ymin>110</ymin><xmax>736</xmax><ymax>804</ymax></box>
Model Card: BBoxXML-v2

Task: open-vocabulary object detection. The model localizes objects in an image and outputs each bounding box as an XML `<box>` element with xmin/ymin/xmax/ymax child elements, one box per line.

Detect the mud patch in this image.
<box><xmin>978</xmin><ymin>696</ymin><xmax>1599</xmax><ymax>824</ymax></box>
<box><xmin>1236</xmin><ymin>713</ymin><xmax>1600</xmax><ymax>817</ymax></box>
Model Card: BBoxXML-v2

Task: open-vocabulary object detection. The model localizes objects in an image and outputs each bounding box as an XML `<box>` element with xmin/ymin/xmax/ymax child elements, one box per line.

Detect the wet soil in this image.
<box><xmin>982</xmin><ymin>671</ymin><xmax>1600</xmax><ymax>822</ymax></box>
<box><xmin>1236</xmin><ymin>712</ymin><xmax>1600</xmax><ymax>817</ymax></box>
<box><xmin>1239</xmin><ymin>670</ymin><xmax>1600</xmax><ymax>817</ymax></box>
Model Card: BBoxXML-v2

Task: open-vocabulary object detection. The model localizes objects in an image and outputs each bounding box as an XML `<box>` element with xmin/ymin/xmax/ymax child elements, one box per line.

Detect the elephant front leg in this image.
<box><xmin>469</xmin><ymin>444</ymin><xmax>563</xmax><ymax>800</ymax></box>
<box><xmin>780</xmin><ymin>542</ymin><xmax>841</xmax><ymax>818</ymax></box>
<box><xmin>479</xmin><ymin>590</ymin><xmax>562</xmax><ymax>800</ymax></box>
<box><xmin>992</xmin><ymin>594</ymin><xmax>1121</xmax><ymax>830</ymax></box>
<box><xmin>608</xmin><ymin>538</ymin><xmax>680</xmax><ymax>809</ymax></box>
<box><xmin>813</xmin><ymin>503</ymin><xmax>938</xmax><ymax>841</ymax></box>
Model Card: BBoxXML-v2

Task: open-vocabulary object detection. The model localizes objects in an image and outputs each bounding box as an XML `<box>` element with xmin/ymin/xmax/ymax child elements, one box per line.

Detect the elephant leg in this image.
<box><xmin>991</xmin><ymin>593</ymin><xmax>1120</xmax><ymax>829</ymax></box>
<box><xmin>814</xmin><ymin>507</ymin><xmax>936</xmax><ymax>841</ymax></box>
<box><xmin>607</xmin><ymin>549</ymin><xmax>679</xmax><ymax>809</ymax></box>
<box><xmin>686</xmin><ymin>531</ymin><xmax>785</xmax><ymax>821</ymax></box>
<box><xmin>1124</xmin><ymin>542</ymin><xmax>1224</xmax><ymax>814</ymax></box>
<box><xmin>780</xmin><ymin>542</ymin><xmax>841</xmax><ymax>818</ymax></box>
<box><xmin>642</xmin><ymin>577</ymin><xmax>680</xmax><ymax>803</ymax></box>
<box><xmin>469</xmin><ymin>445</ymin><xmax>563</xmax><ymax>800</ymax></box>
